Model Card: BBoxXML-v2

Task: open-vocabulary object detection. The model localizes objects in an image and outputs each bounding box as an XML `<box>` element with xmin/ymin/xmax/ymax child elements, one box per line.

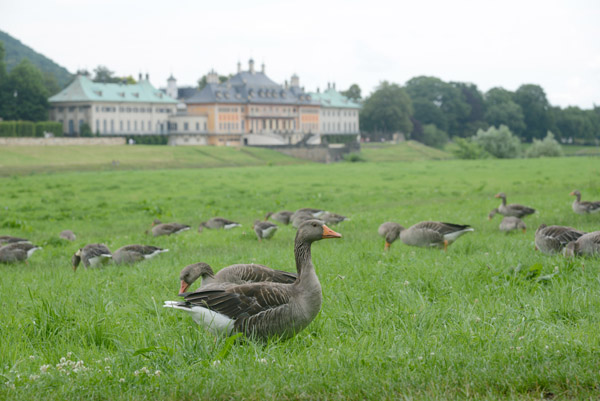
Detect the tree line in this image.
<box><xmin>354</xmin><ymin>77</ymin><xmax>600</xmax><ymax>146</ymax></box>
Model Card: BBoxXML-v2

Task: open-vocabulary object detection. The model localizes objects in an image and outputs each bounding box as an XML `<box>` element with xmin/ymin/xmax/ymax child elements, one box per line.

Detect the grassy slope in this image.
<box><xmin>361</xmin><ymin>140</ymin><xmax>452</xmax><ymax>162</ymax></box>
<box><xmin>1</xmin><ymin>158</ymin><xmax>600</xmax><ymax>400</ymax></box>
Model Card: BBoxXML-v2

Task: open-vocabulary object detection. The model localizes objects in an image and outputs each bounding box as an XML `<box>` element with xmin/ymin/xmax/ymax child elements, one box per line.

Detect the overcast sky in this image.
<box><xmin>1</xmin><ymin>0</ymin><xmax>598</xmax><ymax>108</ymax></box>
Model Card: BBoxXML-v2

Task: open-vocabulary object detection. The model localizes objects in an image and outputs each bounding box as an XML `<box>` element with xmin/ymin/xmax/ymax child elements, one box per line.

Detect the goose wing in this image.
<box><xmin>416</xmin><ymin>221</ymin><xmax>471</xmax><ymax>235</ymax></box>
<box><xmin>216</xmin><ymin>264</ymin><xmax>296</xmax><ymax>284</ymax></box>
<box><xmin>84</xmin><ymin>244</ymin><xmax>112</xmax><ymax>258</ymax></box>
<box><xmin>508</xmin><ymin>203</ymin><xmax>536</xmax><ymax>216</ymax></box>
<box><xmin>544</xmin><ymin>226</ymin><xmax>585</xmax><ymax>245</ymax></box>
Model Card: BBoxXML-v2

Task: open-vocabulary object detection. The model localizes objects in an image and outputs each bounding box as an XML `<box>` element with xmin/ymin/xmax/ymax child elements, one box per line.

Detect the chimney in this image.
<box><xmin>317</xmin><ymin>87</ymin><xmax>320</xmax><ymax>93</ymax></box>
<box><xmin>138</xmin><ymin>73</ymin><xmax>142</xmax><ymax>81</ymax></box>
<box><xmin>249</xmin><ymin>58</ymin><xmax>255</xmax><ymax>73</ymax></box>
<box><xmin>261</xmin><ymin>63</ymin><xmax>265</xmax><ymax>73</ymax></box>
<box><xmin>333</xmin><ymin>82</ymin><xmax>336</xmax><ymax>90</ymax></box>
<box><xmin>237</xmin><ymin>61</ymin><xmax>241</xmax><ymax>73</ymax></box>
<box><xmin>145</xmin><ymin>73</ymin><xmax>149</xmax><ymax>81</ymax></box>
<box><xmin>327</xmin><ymin>82</ymin><xmax>331</xmax><ymax>89</ymax></box>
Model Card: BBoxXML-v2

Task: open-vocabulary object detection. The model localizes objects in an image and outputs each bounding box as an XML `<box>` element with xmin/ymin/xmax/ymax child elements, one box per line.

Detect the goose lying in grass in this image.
<box><xmin>198</xmin><ymin>217</ymin><xmax>241</xmax><ymax>232</ymax></box>
<box><xmin>378</xmin><ymin>222</ymin><xmax>404</xmax><ymax>251</ymax></box>
<box><xmin>400</xmin><ymin>221</ymin><xmax>474</xmax><ymax>251</ymax></box>
<box><xmin>253</xmin><ymin>220</ymin><xmax>278</xmax><ymax>241</ymax></box>
<box><xmin>493</xmin><ymin>193</ymin><xmax>536</xmax><ymax>218</ymax></box>
<box><xmin>59</xmin><ymin>230</ymin><xmax>76</xmax><ymax>241</ymax></box>
<box><xmin>534</xmin><ymin>224</ymin><xmax>586</xmax><ymax>255</ymax></box>
<box><xmin>321</xmin><ymin>213</ymin><xmax>348</xmax><ymax>225</ymax></box>
<box><xmin>0</xmin><ymin>235</ymin><xmax>31</xmax><ymax>245</ymax></box>
<box><xmin>151</xmin><ymin>220</ymin><xmax>190</xmax><ymax>237</ymax></box>
<box><xmin>564</xmin><ymin>231</ymin><xmax>600</xmax><ymax>257</ymax></box>
<box><xmin>292</xmin><ymin>212</ymin><xmax>322</xmax><ymax>228</ymax></box>
<box><xmin>165</xmin><ymin>220</ymin><xmax>341</xmax><ymax>340</ymax></box>
<box><xmin>72</xmin><ymin>244</ymin><xmax>112</xmax><ymax>271</ymax></box>
<box><xmin>570</xmin><ymin>190</ymin><xmax>600</xmax><ymax>215</ymax></box>
<box><xmin>265</xmin><ymin>211</ymin><xmax>293</xmax><ymax>225</ymax></box>
<box><xmin>178</xmin><ymin>262</ymin><xmax>297</xmax><ymax>293</ymax></box>
<box><xmin>0</xmin><ymin>242</ymin><xmax>41</xmax><ymax>263</ymax></box>
<box><xmin>499</xmin><ymin>216</ymin><xmax>527</xmax><ymax>233</ymax></box>
<box><xmin>112</xmin><ymin>245</ymin><xmax>169</xmax><ymax>264</ymax></box>
<box><xmin>292</xmin><ymin>208</ymin><xmax>326</xmax><ymax>219</ymax></box>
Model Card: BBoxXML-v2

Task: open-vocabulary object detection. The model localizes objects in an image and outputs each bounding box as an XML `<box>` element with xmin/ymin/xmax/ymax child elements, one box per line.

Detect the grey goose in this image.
<box><xmin>72</xmin><ymin>244</ymin><xmax>112</xmax><ymax>271</ymax></box>
<box><xmin>564</xmin><ymin>231</ymin><xmax>600</xmax><ymax>257</ymax></box>
<box><xmin>253</xmin><ymin>220</ymin><xmax>278</xmax><ymax>241</ymax></box>
<box><xmin>112</xmin><ymin>244</ymin><xmax>169</xmax><ymax>264</ymax></box>
<box><xmin>292</xmin><ymin>208</ymin><xmax>326</xmax><ymax>219</ymax></box>
<box><xmin>151</xmin><ymin>220</ymin><xmax>190</xmax><ymax>237</ymax></box>
<box><xmin>265</xmin><ymin>211</ymin><xmax>293</xmax><ymax>225</ymax></box>
<box><xmin>493</xmin><ymin>193</ymin><xmax>536</xmax><ymax>218</ymax></box>
<box><xmin>59</xmin><ymin>230</ymin><xmax>76</xmax><ymax>241</ymax></box>
<box><xmin>321</xmin><ymin>213</ymin><xmax>348</xmax><ymax>225</ymax></box>
<box><xmin>499</xmin><ymin>216</ymin><xmax>527</xmax><ymax>233</ymax></box>
<box><xmin>400</xmin><ymin>221</ymin><xmax>474</xmax><ymax>251</ymax></box>
<box><xmin>0</xmin><ymin>242</ymin><xmax>41</xmax><ymax>263</ymax></box>
<box><xmin>164</xmin><ymin>220</ymin><xmax>342</xmax><ymax>340</ymax></box>
<box><xmin>570</xmin><ymin>190</ymin><xmax>600</xmax><ymax>215</ymax></box>
<box><xmin>378</xmin><ymin>222</ymin><xmax>404</xmax><ymax>251</ymax></box>
<box><xmin>178</xmin><ymin>262</ymin><xmax>297</xmax><ymax>293</ymax></box>
<box><xmin>198</xmin><ymin>217</ymin><xmax>241</xmax><ymax>232</ymax></box>
<box><xmin>534</xmin><ymin>224</ymin><xmax>586</xmax><ymax>255</ymax></box>
<box><xmin>0</xmin><ymin>235</ymin><xmax>31</xmax><ymax>245</ymax></box>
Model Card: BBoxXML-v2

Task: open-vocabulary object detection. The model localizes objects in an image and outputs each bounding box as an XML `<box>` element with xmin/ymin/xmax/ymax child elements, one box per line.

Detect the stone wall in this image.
<box><xmin>251</xmin><ymin>141</ymin><xmax>360</xmax><ymax>163</ymax></box>
<box><xmin>0</xmin><ymin>137</ymin><xmax>126</xmax><ymax>146</ymax></box>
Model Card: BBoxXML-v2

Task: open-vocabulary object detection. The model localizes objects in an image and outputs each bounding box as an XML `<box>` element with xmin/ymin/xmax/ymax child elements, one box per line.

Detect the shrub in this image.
<box><xmin>80</xmin><ymin>123</ymin><xmax>93</xmax><ymax>137</ymax></box>
<box><xmin>421</xmin><ymin>124</ymin><xmax>449</xmax><ymax>149</ymax></box>
<box><xmin>15</xmin><ymin>121</ymin><xmax>35</xmax><ymax>137</ymax></box>
<box><xmin>451</xmin><ymin>137</ymin><xmax>490</xmax><ymax>159</ymax></box>
<box><xmin>526</xmin><ymin>131</ymin><xmax>563</xmax><ymax>158</ymax></box>
<box><xmin>0</xmin><ymin>121</ymin><xmax>17</xmax><ymax>137</ymax></box>
<box><xmin>35</xmin><ymin>122</ymin><xmax>63</xmax><ymax>137</ymax></box>
<box><xmin>472</xmin><ymin>125</ymin><xmax>521</xmax><ymax>158</ymax></box>
<box><xmin>343</xmin><ymin>152</ymin><xmax>365</xmax><ymax>162</ymax></box>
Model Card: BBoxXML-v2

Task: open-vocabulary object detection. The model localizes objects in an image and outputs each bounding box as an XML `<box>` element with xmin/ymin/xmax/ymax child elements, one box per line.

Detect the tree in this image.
<box><xmin>525</xmin><ymin>131</ymin><xmax>563</xmax><ymax>158</ymax></box>
<box><xmin>451</xmin><ymin>82</ymin><xmax>487</xmax><ymax>136</ymax></box>
<box><xmin>552</xmin><ymin>106</ymin><xmax>596</xmax><ymax>144</ymax></box>
<box><xmin>359</xmin><ymin>81</ymin><xmax>413</xmax><ymax>139</ymax></box>
<box><xmin>341</xmin><ymin>84</ymin><xmax>361</xmax><ymax>101</ymax></box>
<box><xmin>197</xmin><ymin>74</ymin><xmax>231</xmax><ymax>90</ymax></box>
<box><xmin>0</xmin><ymin>59</ymin><xmax>48</xmax><ymax>121</ymax></box>
<box><xmin>420</xmin><ymin>124</ymin><xmax>449</xmax><ymax>149</ymax></box>
<box><xmin>405</xmin><ymin>76</ymin><xmax>471</xmax><ymax>137</ymax></box>
<box><xmin>472</xmin><ymin>125</ymin><xmax>521</xmax><ymax>158</ymax></box>
<box><xmin>514</xmin><ymin>84</ymin><xmax>550</xmax><ymax>141</ymax></box>
<box><xmin>0</xmin><ymin>42</ymin><xmax>6</xmax><ymax>85</ymax></box>
<box><xmin>92</xmin><ymin>65</ymin><xmax>136</xmax><ymax>84</ymax></box>
<box><xmin>484</xmin><ymin>88</ymin><xmax>526</xmax><ymax>137</ymax></box>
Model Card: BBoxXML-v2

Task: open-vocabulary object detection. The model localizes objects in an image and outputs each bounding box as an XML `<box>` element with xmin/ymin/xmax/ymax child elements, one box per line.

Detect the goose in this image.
<box><xmin>400</xmin><ymin>221</ymin><xmax>474</xmax><ymax>251</ymax></box>
<box><xmin>564</xmin><ymin>231</ymin><xmax>600</xmax><ymax>257</ymax></box>
<box><xmin>0</xmin><ymin>235</ymin><xmax>31</xmax><ymax>245</ymax></box>
<box><xmin>164</xmin><ymin>220</ymin><xmax>342</xmax><ymax>340</ymax></box>
<box><xmin>378</xmin><ymin>222</ymin><xmax>404</xmax><ymax>250</ymax></box>
<box><xmin>0</xmin><ymin>242</ymin><xmax>41</xmax><ymax>263</ymax></box>
<box><xmin>59</xmin><ymin>230</ymin><xmax>76</xmax><ymax>241</ymax></box>
<box><xmin>72</xmin><ymin>243</ymin><xmax>112</xmax><ymax>271</ymax></box>
<box><xmin>494</xmin><ymin>193</ymin><xmax>536</xmax><ymax>218</ymax></box>
<box><xmin>570</xmin><ymin>190</ymin><xmax>600</xmax><ymax>215</ymax></box>
<box><xmin>253</xmin><ymin>220</ymin><xmax>278</xmax><ymax>241</ymax></box>
<box><xmin>499</xmin><ymin>216</ymin><xmax>527</xmax><ymax>233</ymax></box>
<box><xmin>178</xmin><ymin>262</ymin><xmax>297</xmax><ymax>293</ymax></box>
<box><xmin>265</xmin><ymin>211</ymin><xmax>293</xmax><ymax>225</ymax></box>
<box><xmin>292</xmin><ymin>208</ymin><xmax>326</xmax><ymax>219</ymax></box>
<box><xmin>321</xmin><ymin>213</ymin><xmax>348</xmax><ymax>225</ymax></box>
<box><xmin>292</xmin><ymin>212</ymin><xmax>321</xmax><ymax>228</ymax></box>
<box><xmin>151</xmin><ymin>220</ymin><xmax>190</xmax><ymax>237</ymax></box>
<box><xmin>198</xmin><ymin>217</ymin><xmax>241</xmax><ymax>232</ymax></box>
<box><xmin>534</xmin><ymin>224</ymin><xmax>586</xmax><ymax>255</ymax></box>
<box><xmin>112</xmin><ymin>244</ymin><xmax>169</xmax><ymax>264</ymax></box>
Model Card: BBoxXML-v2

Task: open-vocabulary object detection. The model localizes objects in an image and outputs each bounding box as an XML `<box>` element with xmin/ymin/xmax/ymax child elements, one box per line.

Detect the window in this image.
<box><xmin>120</xmin><ymin>121</ymin><xmax>123</xmax><ymax>131</ymax></box>
<box><xmin>141</xmin><ymin>121</ymin><xmax>145</xmax><ymax>131</ymax></box>
<box><xmin>184</xmin><ymin>122</ymin><xmax>189</xmax><ymax>131</ymax></box>
<box><xmin>69</xmin><ymin>120</ymin><xmax>74</xmax><ymax>134</ymax></box>
<box><xmin>96</xmin><ymin>120</ymin><xmax>100</xmax><ymax>132</ymax></box>
<box><xmin>79</xmin><ymin>120</ymin><xmax>84</xmax><ymax>129</ymax></box>
<box><xmin>103</xmin><ymin>119</ymin><xmax>107</xmax><ymax>133</ymax></box>
<box><xmin>134</xmin><ymin>121</ymin><xmax>137</xmax><ymax>131</ymax></box>
<box><xmin>127</xmin><ymin>121</ymin><xmax>130</xmax><ymax>131</ymax></box>
<box><xmin>111</xmin><ymin>120</ymin><xmax>114</xmax><ymax>133</ymax></box>
<box><xmin>196</xmin><ymin>122</ymin><xmax>199</xmax><ymax>131</ymax></box>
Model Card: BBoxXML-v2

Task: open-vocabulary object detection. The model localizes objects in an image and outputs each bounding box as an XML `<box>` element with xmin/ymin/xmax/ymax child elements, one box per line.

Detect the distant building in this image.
<box><xmin>179</xmin><ymin>59</ymin><xmax>321</xmax><ymax>146</ymax></box>
<box><xmin>310</xmin><ymin>83</ymin><xmax>361</xmax><ymax>144</ymax></box>
<box><xmin>49</xmin><ymin>74</ymin><xmax>178</xmax><ymax>136</ymax></box>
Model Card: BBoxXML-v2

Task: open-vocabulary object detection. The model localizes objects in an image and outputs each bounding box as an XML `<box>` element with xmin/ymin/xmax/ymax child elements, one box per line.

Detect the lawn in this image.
<box><xmin>1</xmin><ymin>156</ymin><xmax>599</xmax><ymax>400</ymax></box>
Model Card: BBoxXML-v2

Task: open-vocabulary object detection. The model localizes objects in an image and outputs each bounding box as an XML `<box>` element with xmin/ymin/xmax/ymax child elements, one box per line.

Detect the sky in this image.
<box><xmin>1</xmin><ymin>0</ymin><xmax>599</xmax><ymax>109</ymax></box>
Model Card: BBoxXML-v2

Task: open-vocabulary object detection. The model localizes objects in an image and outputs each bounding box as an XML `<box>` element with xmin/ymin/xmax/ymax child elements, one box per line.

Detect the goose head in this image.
<box><xmin>179</xmin><ymin>262</ymin><xmax>215</xmax><ymax>294</ymax></box>
<box><xmin>72</xmin><ymin>249</ymin><xmax>82</xmax><ymax>271</ymax></box>
<box><xmin>570</xmin><ymin>190</ymin><xmax>580</xmax><ymax>198</ymax></box>
<box><xmin>494</xmin><ymin>192</ymin><xmax>506</xmax><ymax>200</ymax></box>
<box><xmin>488</xmin><ymin>208</ymin><xmax>498</xmax><ymax>220</ymax></box>
<box><xmin>564</xmin><ymin>241</ymin><xmax>577</xmax><ymax>257</ymax></box>
<box><xmin>536</xmin><ymin>223</ymin><xmax>547</xmax><ymax>234</ymax></box>
<box><xmin>264</xmin><ymin>212</ymin><xmax>273</xmax><ymax>221</ymax></box>
<box><xmin>296</xmin><ymin>220</ymin><xmax>342</xmax><ymax>244</ymax></box>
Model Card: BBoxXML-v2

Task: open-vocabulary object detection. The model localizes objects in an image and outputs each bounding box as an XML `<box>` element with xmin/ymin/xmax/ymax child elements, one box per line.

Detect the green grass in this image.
<box><xmin>361</xmin><ymin>140</ymin><xmax>452</xmax><ymax>162</ymax></box>
<box><xmin>1</xmin><ymin>157</ymin><xmax>600</xmax><ymax>400</ymax></box>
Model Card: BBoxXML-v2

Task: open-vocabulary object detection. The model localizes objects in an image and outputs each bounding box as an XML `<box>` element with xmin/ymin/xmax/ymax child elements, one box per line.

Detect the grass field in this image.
<box><xmin>1</xmin><ymin>154</ymin><xmax>600</xmax><ymax>400</ymax></box>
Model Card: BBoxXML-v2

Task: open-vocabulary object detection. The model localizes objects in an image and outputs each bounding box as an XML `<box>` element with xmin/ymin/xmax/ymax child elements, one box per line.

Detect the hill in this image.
<box><xmin>0</xmin><ymin>30</ymin><xmax>73</xmax><ymax>89</ymax></box>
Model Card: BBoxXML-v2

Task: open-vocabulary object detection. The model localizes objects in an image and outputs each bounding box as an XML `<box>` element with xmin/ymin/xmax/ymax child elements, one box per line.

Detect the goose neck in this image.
<box><xmin>294</xmin><ymin>240</ymin><xmax>314</xmax><ymax>280</ymax></box>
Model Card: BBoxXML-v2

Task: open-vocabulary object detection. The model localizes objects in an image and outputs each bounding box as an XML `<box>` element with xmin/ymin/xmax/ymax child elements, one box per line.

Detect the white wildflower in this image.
<box><xmin>430</xmin><ymin>352</ymin><xmax>435</xmax><ymax>356</ymax></box>
<box><xmin>154</xmin><ymin>370</ymin><xmax>161</xmax><ymax>376</ymax></box>
<box><xmin>519</xmin><ymin>336</ymin><xmax>525</xmax><ymax>341</ymax></box>
<box><xmin>212</xmin><ymin>360</ymin><xmax>221</xmax><ymax>367</ymax></box>
<box><xmin>40</xmin><ymin>364</ymin><xmax>51</xmax><ymax>373</ymax></box>
<box><xmin>29</xmin><ymin>374</ymin><xmax>40</xmax><ymax>381</ymax></box>
<box><xmin>66</xmin><ymin>352</ymin><xmax>73</xmax><ymax>358</ymax></box>
<box><xmin>119</xmin><ymin>378</ymin><xmax>125</xmax><ymax>383</ymax></box>
<box><xmin>29</xmin><ymin>355</ymin><xmax>35</xmax><ymax>360</ymax></box>
<box><xmin>545</xmin><ymin>345</ymin><xmax>549</xmax><ymax>349</ymax></box>
<box><xmin>404</xmin><ymin>280</ymin><xmax>410</xmax><ymax>286</ymax></box>
<box><xmin>134</xmin><ymin>370</ymin><xmax>140</xmax><ymax>377</ymax></box>
<box><xmin>418</xmin><ymin>356</ymin><xmax>423</xmax><ymax>360</ymax></box>
<box><xmin>257</xmin><ymin>358</ymin><xmax>267</xmax><ymax>364</ymax></box>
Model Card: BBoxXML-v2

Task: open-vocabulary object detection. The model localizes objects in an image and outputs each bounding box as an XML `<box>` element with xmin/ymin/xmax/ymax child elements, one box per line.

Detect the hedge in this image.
<box><xmin>0</xmin><ymin>121</ymin><xmax>63</xmax><ymax>137</ymax></box>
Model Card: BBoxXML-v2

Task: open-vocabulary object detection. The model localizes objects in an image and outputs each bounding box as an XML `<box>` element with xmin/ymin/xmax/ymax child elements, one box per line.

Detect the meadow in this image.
<box><xmin>0</xmin><ymin>150</ymin><xmax>599</xmax><ymax>400</ymax></box>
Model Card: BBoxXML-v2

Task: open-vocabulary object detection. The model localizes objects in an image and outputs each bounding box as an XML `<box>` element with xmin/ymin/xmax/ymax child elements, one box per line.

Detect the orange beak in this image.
<box><xmin>179</xmin><ymin>280</ymin><xmax>190</xmax><ymax>294</ymax></box>
<box><xmin>322</xmin><ymin>224</ymin><xmax>342</xmax><ymax>239</ymax></box>
<box><xmin>385</xmin><ymin>241</ymin><xmax>390</xmax><ymax>250</ymax></box>
<box><xmin>522</xmin><ymin>228</ymin><xmax>526</xmax><ymax>234</ymax></box>
<box><xmin>569</xmin><ymin>191</ymin><xmax>575</xmax><ymax>196</ymax></box>
<box><xmin>494</xmin><ymin>194</ymin><xmax>500</xmax><ymax>198</ymax></box>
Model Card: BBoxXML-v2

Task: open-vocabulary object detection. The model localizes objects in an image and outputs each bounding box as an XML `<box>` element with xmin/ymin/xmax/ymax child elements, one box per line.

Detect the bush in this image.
<box><xmin>80</xmin><ymin>123</ymin><xmax>93</xmax><ymax>137</ymax></box>
<box><xmin>421</xmin><ymin>124</ymin><xmax>449</xmax><ymax>149</ymax></box>
<box><xmin>526</xmin><ymin>131</ymin><xmax>563</xmax><ymax>158</ymax></box>
<box><xmin>451</xmin><ymin>137</ymin><xmax>490</xmax><ymax>159</ymax></box>
<box><xmin>35</xmin><ymin>122</ymin><xmax>63</xmax><ymax>137</ymax></box>
<box><xmin>0</xmin><ymin>121</ymin><xmax>17</xmax><ymax>137</ymax></box>
<box><xmin>15</xmin><ymin>121</ymin><xmax>35</xmax><ymax>137</ymax></box>
<box><xmin>343</xmin><ymin>152</ymin><xmax>365</xmax><ymax>162</ymax></box>
<box><xmin>473</xmin><ymin>125</ymin><xmax>521</xmax><ymax>158</ymax></box>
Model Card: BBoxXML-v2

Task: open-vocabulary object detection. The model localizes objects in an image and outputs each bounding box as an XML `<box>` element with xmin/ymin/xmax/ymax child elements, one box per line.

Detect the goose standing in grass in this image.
<box><xmin>499</xmin><ymin>216</ymin><xmax>527</xmax><ymax>233</ymax></box>
<box><xmin>72</xmin><ymin>244</ymin><xmax>112</xmax><ymax>271</ymax></box>
<box><xmin>151</xmin><ymin>220</ymin><xmax>190</xmax><ymax>237</ymax></box>
<box><xmin>0</xmin><ymin>235</ymin><xmax>31</xmax><ymax>245</ymax></box>
<box><xmin>378</xmin><ymin>222</ymin><xmax>404</xmax><ymax>251</ymax></box>
<box><xmin>534</xmin><ymin>224</ymin><xmax>586</xmax><ymax>255</ymax></box>
<box><xmin>59</xmin><ymin>230</ymin><xmax>76</xmax><ymax>241</ymax></box>
<box><xmin>265</xmin><ymin>211</ymin><xmax>293</xmax><ymax>225</ymax></box>
<box><xmin>493</xmin><ymin>192</ymin><xmax>536</xmax><ymax>218</ymax></box>
<box><xmin>198</xmin><ymin>217</ymin><xmax>241</xmax><ymax>232</ymax></box>
<box><xmin>253</xmin><ymin>220</ymin><xmax>278</xmax><ymax>241</ymax></box>
<box><xmin>564</xmin><ymin>231</ymin><xmax>600</xmax><ymax>257</ymax></box>
<box><xmin>178</xmin><ymin>262</ymin><xmax>297</xmax><ymax>293</ymax></box>
<box><xmin>570</xmin><ymin>190</ymin><xmax>600</xmax><ymax>215</ymax></box>
<box><xmin>112</xmin><ymin>245</ymin><xmax>169</xmax><ymax>265</ymax></box>
<box><xmin>321</xmin><ymin>213</ymin><xmax>348</xmax><ymax>225</ymax></box>
<box><xmin>0</xmin><ymin>242</ymin><xmax>41</xmax><ymax>263</ymax></box>
<box><xmin>400</xmin><ymin>221</ymin><xmax>474</xmax><ymax>251</ymax></box>
<box><xmin>164</xmin><ymin>220</ymin><xmax>341</xmax><ymax>340</ymax></box>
